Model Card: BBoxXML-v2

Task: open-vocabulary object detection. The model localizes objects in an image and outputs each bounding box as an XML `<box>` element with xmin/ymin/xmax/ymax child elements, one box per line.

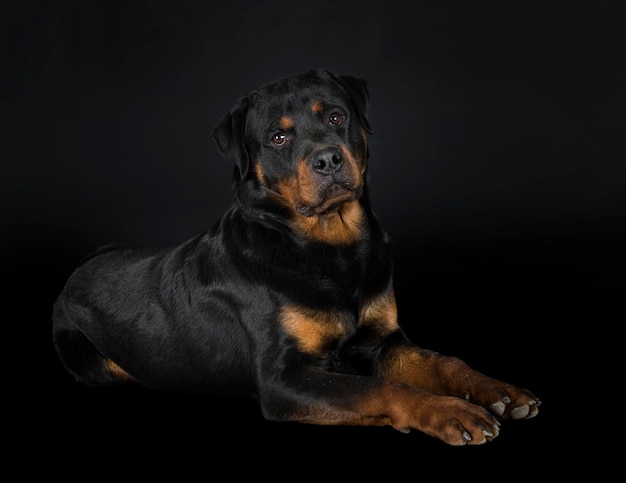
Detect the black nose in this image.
<box><xmin>311</xmin><ymin>148</ymin><xmax>343</xmax><ymax>175</ymax></box>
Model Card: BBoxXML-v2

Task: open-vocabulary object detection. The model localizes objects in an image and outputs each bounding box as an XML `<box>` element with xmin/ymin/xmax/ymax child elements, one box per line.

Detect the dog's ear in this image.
<box><xmin>211</xmin><ymin>97</ymin><xmax>251</xmax><ymax>179</ymax></box>
<box><xmin>334</xmin><ymin>73</ymin><xmax>373</xmax><ymax>134</ymax></box>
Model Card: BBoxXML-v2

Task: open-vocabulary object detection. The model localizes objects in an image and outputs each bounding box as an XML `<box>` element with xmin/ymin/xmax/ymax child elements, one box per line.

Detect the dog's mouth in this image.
<box><xmin>296</xmin><ymin>182</ymin><xmax>359</xmax><ymax>217</ymax></box>
<box><xmin>267</xmin><ymin>147</ymin><xmax>366</xmax><ymax>218</ymax></box>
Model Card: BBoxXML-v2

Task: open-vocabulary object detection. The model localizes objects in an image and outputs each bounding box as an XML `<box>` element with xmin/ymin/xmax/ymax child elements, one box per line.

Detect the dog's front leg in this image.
<box><xmin>377</xmin><ymin>337</ymin><xmax>541</xmax><ymax>421</ymax></box>
<box><xmin>357</xmin><ymin>289</ymin><xmax>540</xmax><ymax>421</ymax></box>
<box><xmin>257</xmin><ymin>364</ymin><xmax>504</xmax><ymax>446</ymax></box>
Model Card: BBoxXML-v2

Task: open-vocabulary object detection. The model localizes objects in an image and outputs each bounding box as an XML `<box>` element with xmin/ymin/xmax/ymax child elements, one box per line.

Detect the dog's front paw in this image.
<box><xmin>468</xmin><ymin>381</ymin><xmax>541</xmax><ymax>420</ymax></box>
<box><xmin>413</xmin><ymin>396</ymin><xmax>502</xmax><ymax>446</ymax></box>
<box><xmin>488</xmin><ymin>391</ymin><xmax>541</xmax><ymax>420</ymax></box>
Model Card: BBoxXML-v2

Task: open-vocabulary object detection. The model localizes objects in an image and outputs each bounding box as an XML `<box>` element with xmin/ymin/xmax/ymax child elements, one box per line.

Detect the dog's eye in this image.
<box><xmin>272</xmin><ymin>133</ymin><xmax>286</xmax><ymax>146</ymax></box>
<box><xmin>328</xmin><ymin>113</ymin><xmax>344</xmax><ymax>126</ymax></box>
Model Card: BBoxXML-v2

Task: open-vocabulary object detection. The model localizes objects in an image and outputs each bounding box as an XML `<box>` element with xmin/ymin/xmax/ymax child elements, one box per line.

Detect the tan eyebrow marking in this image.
<box><xmin>279</xmin><ymin>117</ymin><xmax>294</xmax><ymax>129</ymax></box>
<box><xmin>311</xmin><ymin>101</ymin><xmax>324</xmax><ymax>114</ymax></box>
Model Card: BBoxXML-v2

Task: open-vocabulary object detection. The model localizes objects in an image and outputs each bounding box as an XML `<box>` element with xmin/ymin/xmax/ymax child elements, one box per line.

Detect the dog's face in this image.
<box><xmin>212</xmin><ymin>69</ymin><xmax>372</xmax><ymax>223</ymax></box>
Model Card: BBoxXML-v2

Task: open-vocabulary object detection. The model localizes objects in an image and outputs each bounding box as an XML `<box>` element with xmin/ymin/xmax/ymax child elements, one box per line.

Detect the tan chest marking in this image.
<box><xmin>280</xmin><ymin>306</ymin><xmax>353</xmax><ymax>354</ymax></box>
<box><xmin>359</xmin><ymin>290</ymin><xmax>398</xmax><ymax>334</ymax></box>
<box><xmin>295</xmin><ymin>199</ymin><xmax>364</xmax><ymax>245</ymax></box>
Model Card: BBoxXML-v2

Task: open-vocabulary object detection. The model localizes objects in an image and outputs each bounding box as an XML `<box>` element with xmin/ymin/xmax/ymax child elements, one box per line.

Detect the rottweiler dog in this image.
<box><xmin>52</xmin><ymin>68</ymin><xmax>540</xmax><ymax>446</ymax></box>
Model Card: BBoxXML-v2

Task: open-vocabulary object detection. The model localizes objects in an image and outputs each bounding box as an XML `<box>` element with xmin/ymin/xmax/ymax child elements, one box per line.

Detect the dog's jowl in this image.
<box><xmin>52</xmin><ymin>68</ymin><xmax>540</xmax><ymax>446</ymax></box>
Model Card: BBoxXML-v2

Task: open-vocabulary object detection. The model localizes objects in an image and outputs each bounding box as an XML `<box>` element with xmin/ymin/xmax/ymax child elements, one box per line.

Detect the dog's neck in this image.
<box><xmin>290</xmin><ymin>199</ymin><xmax>365</xmax><ymax>245</ymax></box>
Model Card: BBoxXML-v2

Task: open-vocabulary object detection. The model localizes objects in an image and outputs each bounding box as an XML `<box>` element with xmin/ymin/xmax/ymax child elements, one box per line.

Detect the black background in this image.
<box><xmin>4</xmin><ymin>0</ymin><xmax>623</xmax><ymax>474</ymax></box>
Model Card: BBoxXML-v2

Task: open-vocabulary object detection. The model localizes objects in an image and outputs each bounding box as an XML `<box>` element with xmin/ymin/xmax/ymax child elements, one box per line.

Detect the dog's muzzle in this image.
<box><xmin>295</xmin><ymin>147</ymin><xmax>362</xmax><ymax>217</ymax></box>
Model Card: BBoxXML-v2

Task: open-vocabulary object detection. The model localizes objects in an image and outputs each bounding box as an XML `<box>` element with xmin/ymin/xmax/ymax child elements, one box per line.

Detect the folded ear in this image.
<box><xmin>331</xmin><ymin>72</ymin><xmax>373</xmax><ymax>134</ymax></box>
<box><xmin>211</xmin><ymin>96</ymin><xmax>251</xmax><ymax>179</ymax></box>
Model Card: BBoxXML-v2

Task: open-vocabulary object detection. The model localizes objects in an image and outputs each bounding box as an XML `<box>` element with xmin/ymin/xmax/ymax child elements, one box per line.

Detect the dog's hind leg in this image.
<box><xmin>52</xmin><ymin>328</ymin><xmax>135</xmax><ymax>386</ymax></box>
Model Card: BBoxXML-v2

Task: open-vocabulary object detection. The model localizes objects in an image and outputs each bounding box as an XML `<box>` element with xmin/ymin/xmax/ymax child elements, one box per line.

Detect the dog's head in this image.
<box><xmin>212</xmin><ymin>69</ymin><xmax>372</xmax><ymax>242</ymax></box>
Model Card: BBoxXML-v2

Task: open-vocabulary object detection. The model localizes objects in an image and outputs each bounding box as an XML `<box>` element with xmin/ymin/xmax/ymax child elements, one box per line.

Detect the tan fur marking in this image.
<box><xmin>268</xmin><ymin>159</ymin><xmax>317</xmax><ymax>211</ymax></box>
<box><xmin>360</xmin><ymin>290</ymin><xmax>398</xmax><ymax>333</ymax></box>
<box><xmin>255</xmin><ymin>161</ymin><xmax>267</xmax><ymax>186</ymax></box>
<box><xmin>279</xmin><ymin>116</ymin><xmax>294</xmax><ymax>130</ymax></box>
<box><xmin>295</xmin><ymin>158</ymin><xmax>320</xmax><ymax>204</ymax></box>
<box><xmin>339</xmin><ymin>145</ymin><xmax>365</xmax><ymax>179</ymax></box>
<box><xmin>296</xmin><ymin>200</ymin><xmax>364</xmax><ymax>244</ymax></box>
<box><xmin>311</xmin><ymin>101</ymin><xmax>324</xmax><ymax>114</ymax></box>
<box><xmin>280</xmin><ymin>306</ymin><xmax>351</xmax><ymax>354</ymax></box>
<box><xmin>380</xmin><ymin>346</ymin><xmax>449</xmax><ymax>395</ymax></box>
<box><xmin>104</xmin><ymin>359</ymin><xmax>135</xmax><ymax>382</ymax></box>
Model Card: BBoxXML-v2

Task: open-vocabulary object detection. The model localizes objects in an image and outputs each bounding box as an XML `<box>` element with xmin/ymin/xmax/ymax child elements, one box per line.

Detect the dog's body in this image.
<box><xmin>52</xmin><ymin>69</ymin><xmax>539</xmax><ymax>446</ymax></box>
